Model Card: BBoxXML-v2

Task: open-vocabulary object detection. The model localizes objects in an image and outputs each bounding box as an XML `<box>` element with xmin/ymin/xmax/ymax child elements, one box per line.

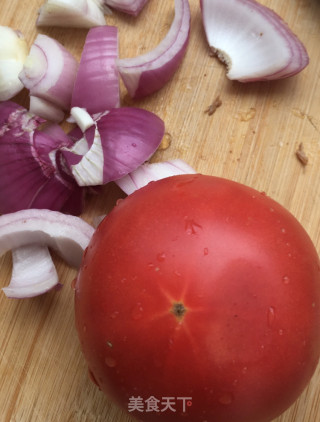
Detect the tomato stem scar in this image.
<box><xmin>171</xmin><ymin>302</ymin><xmax>187</xmax><ymax>320</ymax></box>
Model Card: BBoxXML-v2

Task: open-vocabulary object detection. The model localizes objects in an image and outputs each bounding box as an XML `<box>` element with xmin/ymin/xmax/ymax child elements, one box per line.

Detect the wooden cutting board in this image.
<box><xmin>1</xmin><ymin>0</ymin><xmax>320</xmax><ymax>421</ymax></box>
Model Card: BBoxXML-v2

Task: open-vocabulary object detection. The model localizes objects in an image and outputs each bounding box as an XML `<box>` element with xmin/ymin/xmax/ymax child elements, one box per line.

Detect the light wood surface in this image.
<box><xmin>1</xmin><ymin>0</ymin><xmax>320</xmax><ymax>421</ymax></box>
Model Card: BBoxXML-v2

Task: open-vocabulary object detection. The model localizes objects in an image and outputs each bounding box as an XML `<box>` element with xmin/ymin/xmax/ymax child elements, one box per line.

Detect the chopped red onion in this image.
<box><xmin>116</xmin><ymin>0</ymin><xmax>191</xmax><ymax>98</ymax></box>
<box><xmin>0</xmin><ymin>101</ymin><xmax>84</xmax><ymax>215</ymax></box>
<box><xmin>0</xmin><ymin>208</ymin><xmax>94</xmax><ymax>268</ymax></box>
<box><xmin>70</xmin><ymin>107</ymin><xmax>95</xmax><ymax>132</ymax></box>
<box><xmin>37</xmin><ymin>0</ymin><xmax>109</xmax><ymax>28</ymax></box>
<box><xmin>3</xmin><ymin>245</ymin><xmax>59</xmax><ymax>298</ymax></box>
<box><xmin>61</xmin><ymin>107</ymin><xmax>165</xmax><ymax>186</ymax></box>
<box><xmin>115</xmin><ymin>159</ymin><xmax>196</xmax><ymax>195</ymax></box>
<box><xmin>71</xmin><ymin>26</ymin><xmax>119</xmax><ymax>114</ymax></box>
<box><xmin>200</xmin><ymin>0</ymin><xmax>309</xmax><ymax>81</ymax></box>
<box><xmin>0</xmin><ymin>26</ymin><xmax>28</xmax><ymax>101</ymax></box>
<box><xmin>19</xmin><ymin>34</ymin><xmax>79</xmax><ymax>110</ymax></box>
<box><xmin>104</xmin><ymin>0</ymin><xmax>149</xmax><ymax>16</ymax></box>
<box><xmin>30</xmin><ymin>95</ymin><xmax>65</xmax><ymax>123</ymax></box>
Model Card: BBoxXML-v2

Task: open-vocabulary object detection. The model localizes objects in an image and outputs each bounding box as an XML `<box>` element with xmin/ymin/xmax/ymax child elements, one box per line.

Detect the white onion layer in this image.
<box><xmin>0</xmin><ymin>209</ymin><xmax>94</xmax><ymax>268</ymax></box>
<box><xmin>3</xmin><ymin>245</ymin><xmax>59</xmax><ymax>298</ymax></box>
<box><xmin>37</xmin><ymin>0</ymin><xmax>108</xmax><ymax>28</ymax></box>
<box><xmin>115</xmin><ymin>159</ymin><xmax>197</xmax><ymax>195</ymax></box>
<box><xmin>30</xmin><ymin>96</ymin><xmax>65</xmax><ymax>123</ymax></box>
<box><xmin>0</xmin><ymin>26</ymin><xmax>28</xmax><ymax>101</ymax></box>
<box><xmin>200</xmin><ymin>0</ymin><xmax>309</xmax><ymax>81</ymax></box>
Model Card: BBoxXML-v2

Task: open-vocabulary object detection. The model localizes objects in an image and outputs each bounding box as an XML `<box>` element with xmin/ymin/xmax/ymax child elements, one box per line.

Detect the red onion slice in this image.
<box><xmin>3</xmin><ymin>245</ymin><xmax>59</xmax><ymax>298</ymax></box>
<box><xmin>200</xmin><ymin>0</ymin><xmax>309</xmax><ymax>81</ymax></box>
<box><xmin>0</xmin><ymin>102</ymin><xmax>83</xmax><ymax>214</ymax></box>
<box><xmin>104</xmin><ymin>0</ymin><xmax>149</xmax><ymax>16</ymax></box>
<box><xmin>37</xmin><ymin>0</ymin><xmax>109</xmax><ymax>28</ymax></box>
<box><xmin>71</xmin><ymin>26</ymin><xmax>120</xmax><ymax>114</ymax></box>
<box><xmin>0</xmin><ymin>209</ymin><xmax>94</xmax><ymax>268</ymax></box>
<box><xmin>19</xmin><ymin>34</ymin><xmax>79</xmax><ymax>110</ymax></box>
<box><xmin>115</xmin><ymin>159</ymin><xmax>196</xmax><ymax>195</ymax></box>
<box><xmin>116</xmin><ymin>0</ymin><xmax>191</xmax><ymax>98</ymax></box>
<box><xmin>62</xmin><ymin>107</ymin><xmax>165</xmax><ymax>186</ymax></box>
<box><xmin>30</xmin><ymin>95</ymin><xmax>65</xmax><ymax>123</ymax></box>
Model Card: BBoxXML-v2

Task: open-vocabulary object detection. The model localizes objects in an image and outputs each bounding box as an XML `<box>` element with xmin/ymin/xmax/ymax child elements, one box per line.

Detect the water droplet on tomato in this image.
<box><xmin>218</xmin><ymin>392</ymin><xmax>234</xmax><ymax>405</ymax></box>
<box><xmin>157</xmin><ymin>252</ymin><xmax>166</xmax><ymax>262</ymax></box>
<box><xmin>184</xmin><ymin>218</ymin><xmax>202</xmax><ymax>235</ymax></box>
<box><xmin>282</xmin><ymin>275</ymin><xmax>290</xmax><ymax>285</ymax></box>
<box><xmin>281</xmin><ymin>228</ymin><xmax>286</xmax><ymax>234</ymax></box>
<box><xmin>203</xmin><ymin>248</ymin><xmax>209</xmax><ymax>256</ymax></box>
<box><xmin>105</xmin><ymin>356</ymin><xmax>117</xmax><ymax>368</ymax></box>
<box><xmin>132</xmin><ymin>303</ymin><xmax>144</xmax><ymax>320</ymax></box>
<box><xmin>278</xmin><ymin>329</ymin><xmax>284</xmax><ymax>336</ymax></box>
<box><xmin>268</xmin><ymin>306</ymin><xmax>276</xmax><ymax>327</ymax></box>
<box><xmin>83</xmin><ymin>325</ymin><xmax>87</xmax><ymax>333</ymax></box>
<box><xmin>110</xmin><ymin>311</ymin><xmax>119</xmax><ymax>319</ymax></box>
<box><xmin>242</xmin><ymin>366</ymin><xmax>248</xmax><ymax>374</ymax></box>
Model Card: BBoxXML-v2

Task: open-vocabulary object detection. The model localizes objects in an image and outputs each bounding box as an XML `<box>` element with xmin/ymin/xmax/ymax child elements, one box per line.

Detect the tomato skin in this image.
<box><xmin>75</xmin><ymin>174</ymin><xmax>320</xmax><ymax>422</ymax></box>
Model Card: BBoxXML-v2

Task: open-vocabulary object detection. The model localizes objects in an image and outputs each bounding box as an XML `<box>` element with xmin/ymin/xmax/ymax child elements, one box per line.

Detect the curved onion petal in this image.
<box><xmin>71</xmin><ymin>26</ymin><xmax>120</xmax><ymax>114</ymax></box>
<box><xmin>0</xmin><ymin>26</ymin><xmax>28</xmax><ymax>101</ymax></box>
<box><xmin>104</xmin><ymin>0</ymin><xmax>149</xmax><ymax>16</ymax></box>
<box><xmin>115</xmin><ymin>159</ymin><xmax>196</xmax><ymax>195</ymax></box>
<box><xmin>3</xmin><ymin>245</ymin><xmax>59</xmax><ymax>298</ymax></box>
<box><xmin>0</xmin><ymin>102</ymin><xmax>84</xmax><ymax>215</ymax></box>
<box><xmin>19</xmin><ymin>34</ymin><xmax>78</xmax><ymax>110</ymax></box>
<box><xmin>30</xmin><ymin>95</ymin><xmax>65</xmax><ymax>123</ymax></box>
<box><xmin>116</xmin><ymin>0</ymin><xmax>191</xmax><ymax>98</ymax></box>
<box><xmin>0</xmin><ymin>209</ymin><xmax>94</xmax><ymax>268</ymax></box>
<box><xmin>200</xmin><ymin>0</ymin><xmax>309</xmax><ymax>81</ymax></box>
<box><xmin>37</xmin><ymin>0</ymin><xmax>109</xmax><ymax>28</ymax></box>
<box><xmin>62</xmin><ymin>107</ymin><xmax>165</xmax><ymax>186</ymax></box>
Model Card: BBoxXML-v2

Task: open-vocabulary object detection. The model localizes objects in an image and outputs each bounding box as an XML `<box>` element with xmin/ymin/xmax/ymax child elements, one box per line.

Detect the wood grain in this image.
<box><xmin>0</xmin><ymin>0</ymin><xmax>320</xmax><ymax>421</ymax></box>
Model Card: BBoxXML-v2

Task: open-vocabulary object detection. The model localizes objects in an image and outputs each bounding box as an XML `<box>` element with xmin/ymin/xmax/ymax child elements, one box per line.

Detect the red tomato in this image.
<box><xmin>75</xmin><ymin>174</ymin><xmax>320</xmax><ymax>422</ymax></box>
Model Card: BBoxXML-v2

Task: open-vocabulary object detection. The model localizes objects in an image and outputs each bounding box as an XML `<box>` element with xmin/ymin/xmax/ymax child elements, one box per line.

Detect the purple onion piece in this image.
<box><xmin>71</xmin><ymin>26</ymin><xmax>120</xmax><ymax>115</ymax></box>
<box><xmin>19</xmin><ymin>34</ymin><xmax>79</xmax><ymax>110</ymax></box>
<box><xmin>116</xmin><ymin>0</ymin><xmax>191</xmax><ymax>98</ymax></box>
<box><xmin>63</xmin><ymin>107</ymin><xmax>165</xmax><ymax>186</ymax></box>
